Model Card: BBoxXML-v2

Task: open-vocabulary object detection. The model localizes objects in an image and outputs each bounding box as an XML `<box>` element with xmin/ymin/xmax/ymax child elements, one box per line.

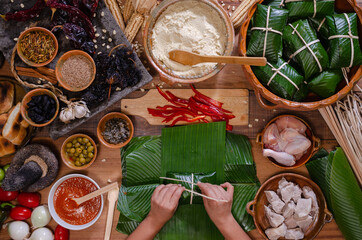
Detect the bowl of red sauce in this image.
<box><xmin>48</xmin><ymin>174</ymin><xmax>103</xmax><ymax>230</ymax></box>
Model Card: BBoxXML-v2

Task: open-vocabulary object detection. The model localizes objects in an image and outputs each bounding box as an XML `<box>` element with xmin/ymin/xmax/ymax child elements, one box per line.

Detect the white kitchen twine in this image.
<box><xmin>279</xmin><ymin>0</ymin><xmax>285</xmax><ymax>7</ymax></box>
<box><xmin>250</xmin><ymin>6</ymin><xmax>283</xmax><ymax>57</ymax></box>
<box><xmin>289</xmin><ymin>23</ymin><xmax>323</xmax><ymax>72</ymax></box>
<box><xmin>317</xmin><ymin>18</ymin><xmax>326</xmax><ymax>32</ymax></box>
<box><xmin>328</xmin><ymin>13</ymin><xmax>359</xmax><ymax>68</ymax></box>
<box><xmin>341</xmin><ymin>67</ymin><xmax>350</xmax><ymax>85</ymax></box>
<box><xmin>267</xmin><ymin>62</ymin><xmax>300</xmax><ymax>90</ymax></box>
<box><xmin>190</xmin><ymin>173</ymin><xmax>194</xmax><ymax>205</ymax></box>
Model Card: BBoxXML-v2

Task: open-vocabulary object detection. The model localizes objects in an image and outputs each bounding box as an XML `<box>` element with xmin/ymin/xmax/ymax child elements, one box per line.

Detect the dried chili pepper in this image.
<box><xmin>2</xmin><ymin>0</ymin><xmax>46</xmax><ymax>21</ymax></box>
<box><xmin>82</xmin><ymin>0</ymin><xmax>100</xmax><ymax>15</ymax></box>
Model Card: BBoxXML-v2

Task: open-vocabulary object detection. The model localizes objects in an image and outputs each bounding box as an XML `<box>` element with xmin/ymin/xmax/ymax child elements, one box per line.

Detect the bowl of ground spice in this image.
<box><xmin>55</xmin><ymin>50</ymin><xmax>96</xmax><ymax>92</ymax></box>
<box><xmin>17</xmin><ymin>27</ymin><xmax>58</xmax><ymax>67</ymax></box>
<box><xmin>97</xmin><ymin>112</ymin><xmax>134</xmax><ymax>149</ymax></box>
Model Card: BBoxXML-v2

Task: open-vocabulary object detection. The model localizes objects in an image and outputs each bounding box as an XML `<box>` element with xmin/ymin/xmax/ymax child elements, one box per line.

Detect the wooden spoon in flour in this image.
<box><xmin>169</xmin><ymin>50</ymin><xmax>267</xmax><ymax>66</ymax></box>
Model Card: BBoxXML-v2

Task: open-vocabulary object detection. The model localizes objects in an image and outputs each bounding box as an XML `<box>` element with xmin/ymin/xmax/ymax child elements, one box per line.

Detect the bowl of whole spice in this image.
<box><xmin>97</xmin><ymin>112</ymin><xmax>134</xmax><ymax>149</ymax></box>
<box><xmin>55</xmin><ymin>50</ymin><xmax>96</xmax><ymax>92</ymax></box>
<box><xmin>21</xmin><ymin>88</ymin><xmax>60</xmax><ymax>127</ymax></box>
<box><xmin>17</xmin><ymin>27</ymin><xmax>58</xmax><ymax>67</ymax></box>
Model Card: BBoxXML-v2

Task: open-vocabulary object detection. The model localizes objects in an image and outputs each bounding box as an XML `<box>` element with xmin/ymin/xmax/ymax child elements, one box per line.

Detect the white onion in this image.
<box><xmin>29</xmin><ymin>227</ymin><xmax>54</xmax><ymax>240</ymax></box>
<box><xmin>8</xmin><ymin>221</ymin><xmax>30</xmax><ymax>240</ymax></box>
<box><xmin>31</xmin><ymin>205</ymin><xmax>51</xmax><ymax>228</ymax></box>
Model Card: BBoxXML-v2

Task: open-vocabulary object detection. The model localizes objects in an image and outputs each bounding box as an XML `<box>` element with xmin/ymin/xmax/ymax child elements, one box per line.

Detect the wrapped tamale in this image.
<box><xmin>252</xmin><ymin>58</ymin><xmax>304</xmax><ymax>100</ymax></box>
<box><xmin>246</xmin><ymin>5</ymin><xmax>289</xmax><ymax>63</ymax></box>
<box><xmin>327</xmin><ymin>13</ymin><xmax>362</xmax><ymax>69</ymax></box>
<box><xmin>262</xmin><ymin>0</ymin><xmax>286</xmax><ymax>8</ymax></box>
<box><xmin>308</xmin><ymin>70</ymin><xmax>343</xmax><ymax>98</ymax></box>
<box><xmin>309</xmin><ymin>17</ymin><xmax>329</xmax><ymax>43</ymax></box>
<box><xmin>285</xmin><ymin>0</ymin><xmax>334</xmax><ymax>19</ymax></box>
<box><xmin>164</xmin><ymin>172</ymin><xmax>217</xmax><ymax>205</ymax></box>
<box><xmin>283</xmin><ymin>19</ymin><xmax>329</xmax><ymax>80</ymax></box>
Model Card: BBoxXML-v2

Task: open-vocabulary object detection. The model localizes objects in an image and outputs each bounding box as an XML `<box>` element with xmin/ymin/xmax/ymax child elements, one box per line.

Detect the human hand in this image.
<box><xmin>147</xmin><ymin>184</ymin><xmax>185</xmax><ymax>227</ymax></box>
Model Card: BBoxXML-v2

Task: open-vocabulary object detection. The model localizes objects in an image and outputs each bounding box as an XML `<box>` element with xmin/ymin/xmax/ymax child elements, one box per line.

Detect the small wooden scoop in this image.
<box><xmin>169</xmin><ymin>50</ymin><xmax>267</xmax><ymax>66</ymax></box>
<box><xmin>72</xmin><ymin>182</ymin><xmax>118</xmax><ymax>206</ymax></box>
<box><xmin>104</xmin><ymin>187</ymin><xmax>119</xmax><ymax>240</ymax></box>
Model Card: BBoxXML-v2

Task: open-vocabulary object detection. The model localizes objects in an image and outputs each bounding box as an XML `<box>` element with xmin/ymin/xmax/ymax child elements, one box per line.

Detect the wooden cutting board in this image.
<box><xmin>121</xmin><ymin>89</ymin><xmax>249</xmax><ymax>125</ymax></box>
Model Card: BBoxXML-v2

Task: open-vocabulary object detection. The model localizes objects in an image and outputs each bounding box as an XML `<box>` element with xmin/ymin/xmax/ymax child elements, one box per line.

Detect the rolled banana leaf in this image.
<box><xmin>252</xmin><ymin>58</ymin><xmax>305</xmax><ymax>100</ymax></box>
<box><xmin>283</xmin><ymin>19</ymin><xmax>329</xmax><ymax>80</ymax></box>
<box><xmin>308</xmin><ymin>70</ymin><xmax>343</xmax><ymax>98</ymax></box>
<box><xmin>246</xmin><ymin>5</ymin><xmax>289</xmax><ymax>63</ymax></box>
<box><xmin>164</xmin><ymin>172</ymin><xmax>217</xmax><ymax>205</ymax></box>
<box><xmin>285</xmin><ymin>0</ymin><xmax>334</xmax><ymax>19</ymax></box>
<box><xmin>327</xmin><ymin>13</ymin><xmax>362</xmax><ymax>69</ymax></box>
<box><xmin>309</xmin><ymin>17</ymin><xmax>330</xmax><ymax>47</ymax></box>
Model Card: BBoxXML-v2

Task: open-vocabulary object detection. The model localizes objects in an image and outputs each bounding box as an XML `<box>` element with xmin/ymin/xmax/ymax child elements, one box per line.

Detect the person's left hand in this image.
<box><xmin>147</xmin><ymin>184</ymin><xmax>185</xmax><ymax>227</ymax></box>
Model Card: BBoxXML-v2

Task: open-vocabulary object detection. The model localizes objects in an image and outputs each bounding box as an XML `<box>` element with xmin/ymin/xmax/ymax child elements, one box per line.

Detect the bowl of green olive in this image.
<box><xmin>61</xmin><ymin>134</ymin><xmax>97</xmax><ymax>170</ymax></box>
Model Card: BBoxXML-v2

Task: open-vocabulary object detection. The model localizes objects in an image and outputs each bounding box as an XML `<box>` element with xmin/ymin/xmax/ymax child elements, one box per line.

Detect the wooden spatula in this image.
<box><xmin>72</xmin><ymin>182</ymin><xmax>118</xmax><ymax>206</ymax></box>
<box><xmin>169</xmin><ymin>50</ymin><xmax>267</xmax><ymax>66</ymax></box>
<box><xmin>104</xmin><ymin>187</ymin><xmax>119</xmax><ymax>240</ymax></box>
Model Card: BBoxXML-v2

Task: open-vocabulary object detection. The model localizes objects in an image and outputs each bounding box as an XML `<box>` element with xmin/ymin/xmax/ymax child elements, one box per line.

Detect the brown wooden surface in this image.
<box><xmin>1</xmin><ymin>0</ymin><xmax>362</xmax><ymax>238</ymax></box>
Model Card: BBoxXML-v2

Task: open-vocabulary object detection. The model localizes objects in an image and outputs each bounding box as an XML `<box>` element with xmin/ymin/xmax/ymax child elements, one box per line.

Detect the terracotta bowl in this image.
<box><xmin>61</xmin><ymin>134</ymin><xmax>98</xmax><ymax>170</ymax></box>
<box><xmin>143</xmin><ymin>0</ymin><xmax>234</xmax><ymax>85</ymax></box>
<box><xmin>246</xmin><ymin>173</ymin><xmax>333</xmax><ymax>240</ymax></box>
<box><xmin>97</xmin><ymin>112</ymin><xmax>134</xmax><ymax>149</ymax></box>
<box><xmin>21</xmin><ymin>88</ymin><xmax>60</xmax><ymax>127</ymax></box>
<box><xmin>17</xmin><ymin>27</ymin><xmax>58</xmax><ymax>67</ymax></box>
<box><xmin>239</xmin><ymin>0</ymin><xmax>362</xmax><ymax>111</ymax></box>
<box><xmin>55</xmin><ymin>50</ymin><xmax>96</xmax><ymax>92</ymax></box>
<box><xmin>256</xmin><ymin>115</ymin><xmax>321</xmax><ymax>169</ymax></box>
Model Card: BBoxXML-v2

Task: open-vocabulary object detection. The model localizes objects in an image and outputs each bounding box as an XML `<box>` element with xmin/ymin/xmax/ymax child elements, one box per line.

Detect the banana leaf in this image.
<box><xmin>309</xmin><ymin>17</ymin><xmax>330</xmax><ymax>48</ymax></box>
<box><xmin>246</xmin><ymin>4</ymin><xmax>288</xmax><ymax>63</ymax></box>
<box><xmin>292</xmin><ymin>81</ymin><xmax>309</xmax><ymax>101</ymax></box>
<box><xmin>262</xmin><ymin>0</ymin><xmax>286</xmax><ymax>8</ymax></box>
<box><xmin>252</xmin><ymin>58</ymin><xmax>305</xmax><ymax>100</ymax></box>
<box><xmin>308</xmin><ymin>70</ymin><xmax>343</xmax><ymax>98</ymax></box>
<box><xmin>285</xmin><ymin>0</ymin><xmax>334</xmax><ymax>19</ymax></box>
<box><xmin>283</xmin><ymin>19</ymin><xmax>329</xmax><ymax>80</ymax></box>
<box><xmin>327</xmin><ymin>13</ymin><xmax>362</xmax><ymax>69</ymax></box>
<box><xmin>306</xmin><ymin>148</ymin><xmax>362</xmax><ymax>240</ymax></box>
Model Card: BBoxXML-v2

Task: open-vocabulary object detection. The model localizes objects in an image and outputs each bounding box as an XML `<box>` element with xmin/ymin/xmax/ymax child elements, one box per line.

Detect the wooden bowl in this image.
<box><xmin>97</xmin><ymin>112</ymin><xmax>134</xmax><ymax>149</ymax></box>
<box><xmin>21</xmin><ymin>88</ymin><xmax>59</xmax><ymax>127</ymax></box>
<box><xmin>256</xmin><ymin>115</ymin><xmax>321</xmax><ymax>169</ymax></box>
<box><xmin>17</xmin><ymin>27</ymin><xmax>58</xmax><ymax>67</ymax></box>
<box><xmin>61</xmin><ymin>134</ymin><xmax>98</xmax><ymax>170</ymax></box>
<box><xmin>246</xmin><ymin>173</ymin><xmax>333</xmax><ymax>240</ymax></box>
<box><xmin>143</xmin><ymin>0</ymin><xmax>234</xmax><ymax>85</ymax></box>
<box><xmin>55</xmin><ymin>50</ymin><xmax>96</xmax><ymax>92</ymax></box>
<box><xmin>239</xmin><ymin>0</ymin><xmax>362</xmax><ymax>111</ymax></box>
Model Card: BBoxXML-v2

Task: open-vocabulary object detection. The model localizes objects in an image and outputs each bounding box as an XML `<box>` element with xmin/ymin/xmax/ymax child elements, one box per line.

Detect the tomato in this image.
<box><xmin>55</xmin><ymin>225</ymin><xmax>69</xmax><ymax>240</ymax></box>
<box><xmin>0</xmin><ymin>187</ymin><xmax>18</xmax><ymax>201</ymax></box>
<box><xmin>10</xmin><ymin>206</ymin><xmax>32</xmax><ymax>220</ymax></box>
<box><xmin>17</xmin><ymin>192</ymin><xmax>41</xmax><ymax>208</ymax></box>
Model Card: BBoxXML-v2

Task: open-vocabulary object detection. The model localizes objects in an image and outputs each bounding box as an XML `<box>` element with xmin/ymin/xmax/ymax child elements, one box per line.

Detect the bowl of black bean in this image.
<box><xmin>21</xmin><ymin>89</ymin><xmax>59</xmax><ymax>127</ymax></box>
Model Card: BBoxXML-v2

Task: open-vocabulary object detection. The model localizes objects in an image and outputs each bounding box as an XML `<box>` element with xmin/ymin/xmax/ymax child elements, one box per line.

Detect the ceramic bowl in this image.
<box><xmin>246</xmin><ymin>173</ymin><xmax>333</xmax><ymax>240</ymax></box>
<box><xmin>239</xmin><ymin>0</ymin><xmax>362</xmax><ymax>111</ymax></box>
<box><xmin>21</xmin><ymin>88</ymin><xmax>60</xmax><ymax>127</ymax></box>
<box><xmin>17</xmin><ymin>27</ymin><xmax>58</xmax><ymax>67</ymax></box>
<box><xmin>97</xmin><ymin>112</ymin><xmax>134</xmax><ymax>149</ymax></box>
<box><xmin>48</xmin><ymin>174</ymin><xmax>104</xmax><ymax>230</ymax></box>
<box><xmin>143</xmin><ymin>0</ymin><xmax>235</xmax><ymax>85</ymax></box>
<box><xmin>256</xmin><ymin>114</ymin><xmax>320</xmax><ymax>169</ymax></box>
<box><xmin>61</xmin><ymin>134</ymin><xmax>97</xmax><ymax>170</ymax></box>
<box><xmin>55</xmin><ymin>50</ymin><xmax>96</xmax><ymax>92</ymax></box>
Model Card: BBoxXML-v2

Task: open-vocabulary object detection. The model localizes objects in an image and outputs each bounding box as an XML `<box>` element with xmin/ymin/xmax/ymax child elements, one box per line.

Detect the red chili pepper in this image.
<box><xmin>17</xmin><ymin>192</ymin><xmax>41</xmax><ymax>208</ymax></box>
<box><xmin>10</xmin><ymin>206</ymin><xmax>32</xmax><ymax>221</ymax></box>
<box><xmin>0</xmin><ymin>187</ymin><xmax>18</xmax><ymax>202</ymax></box>
<box><xmin>170</xmin><ymin>115</ymin><xmax>206</xmax><ymax>126</ymax></box>
<box><xmin>190</xmin><ymin>84</ymin><xmax>223</xmax><ymax>108</ymax></box>
<box><xmin>165</xmin><ymin>91</ymin><xmax>189</xmax><ymax>105</ymax></box>
<box><xmin>55</xmin><ymin>225</ymin><xmax>69</xmax><ymax>240</ymax></box>
<box><xmin>2</xmin><ymin>0</ymin><xmax>46</xmax><ymax>21</ymax></box>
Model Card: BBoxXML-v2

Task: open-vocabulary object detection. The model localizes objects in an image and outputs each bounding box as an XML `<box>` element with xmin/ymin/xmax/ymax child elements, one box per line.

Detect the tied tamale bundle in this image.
<box><xmin>283</xmin><ymin>19</ymin><xmax>329</xmax><ymax>80</ymax></box>
<box><xmin>285</xmin><ymin>0</ymin><xmax>334</xmax><ymax>19</ymax></box>
<box><xmin>246</xmin><ymin>5</ymin><xmax>288</xmax><ymax>63</ymax></box>
<box><xmin>252</xmin><ymin>58</ymin><xmax>305</xmax><ymax>100</ymax></box>
<box><xmin>327</xmin><ymin>13</ymin><xmax>362</xmax><ymax>69</ymax></box>
<box><xmin>308</xmin><ymin>70</ymin><xmax>343</xmax><ymax>98</ymax></box>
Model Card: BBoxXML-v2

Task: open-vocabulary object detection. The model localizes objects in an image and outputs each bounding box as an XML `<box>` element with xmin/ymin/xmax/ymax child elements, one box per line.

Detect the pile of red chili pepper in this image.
<box><xmin>148</xmin><ymin>85</ymin><xmax>235</xmax><ymax>131</ymax></box>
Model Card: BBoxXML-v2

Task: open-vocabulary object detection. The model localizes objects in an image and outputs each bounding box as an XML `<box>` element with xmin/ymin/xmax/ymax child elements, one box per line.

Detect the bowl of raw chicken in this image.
<box><xmin>256</xmin><ymin>115</ymin><xmax>320</xmax><ymax>169</ymax></box>
<box><xmin>246</xmin><ymin>173</ymin><xmax>333</xmax><ymax>240</ymax></box>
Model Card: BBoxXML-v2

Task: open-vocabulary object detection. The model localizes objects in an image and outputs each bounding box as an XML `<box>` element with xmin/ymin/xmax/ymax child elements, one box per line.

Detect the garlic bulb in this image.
<box><xmin>74</xmin><ymin>102</ymin><xmax>90</xmax><ymax>119</ymax></box>
<box><xmin>59</xmin><ymin>108</ymin><xmax>75</xmax><ymax>123</ymax></box>
<box><xmin>60</xmin><ymin>101</ymin><xmax>90</xmax><ymax>124</ymax></box>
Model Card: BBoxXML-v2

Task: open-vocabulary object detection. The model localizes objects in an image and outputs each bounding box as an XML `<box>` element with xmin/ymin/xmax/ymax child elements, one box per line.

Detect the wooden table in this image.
<box><xmin>1</xmin><ymin>1</ymin><xmax>361</xmax><ymax>238</ymax></box>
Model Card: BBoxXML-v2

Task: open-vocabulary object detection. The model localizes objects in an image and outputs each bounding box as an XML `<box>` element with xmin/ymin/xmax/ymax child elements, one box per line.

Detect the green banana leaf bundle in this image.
<box><xmin>252</xmin><ymin>58</ymin><xmax>305</xmax><ymax>100</ymax></box>
<box><xmin>285</xmin><ymin>0</ymin><xmax>334</xmax><ymax>19</ymax></box>
<box><xmin>117</xmin><ymin>122</ymin><xmax>260</xmax><ymax>239</ymax></box>
<box><xmin>309</xmin><ymin>17</ymin><xmax>330</xmax><ymax>45</ymax></box>
<box><xmin>283</xmin><ymin>19</ymin><xmax>329</xmax><ymax>80</ymax></box>
<box><xmin>246</xmin><ymin>4</ymin><xmax>288</xmax><ymax>63</ymax></box>
<box><xmin>306</xmin><ymin>148</ymin><xmax>362</xmax><ymax>240</ymax></box>
<box><xmin>308</xmin><ymin>70</ymin><xmax>343</xmax><ymax>98</ymax></box>
<box><xmin>164</xmin><ymin>172</ymin><xmax>217</xmax><ymax>205</ymax></box>
<box><xmin>327</xmin><ymin>13</ymin><xmax>362</xmax><ymax>69</ymax></box>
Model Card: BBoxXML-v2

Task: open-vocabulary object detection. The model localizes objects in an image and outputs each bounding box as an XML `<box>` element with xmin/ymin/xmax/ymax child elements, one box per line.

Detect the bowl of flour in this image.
<box><xmin>144</xmin><ymin>0</ymin><xmax>234</xmax><ymax>84</ymax></box>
